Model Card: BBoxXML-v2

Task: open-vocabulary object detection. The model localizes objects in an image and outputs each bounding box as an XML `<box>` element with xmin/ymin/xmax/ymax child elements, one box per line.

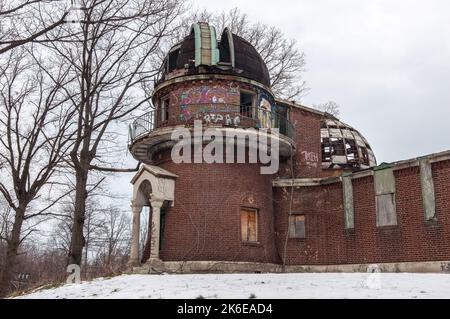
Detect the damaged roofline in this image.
<box><xmin>275</xmin><ymin>98</ymin><xmax>326</xmax><ymax>117</ymax></box>
<box><xmin>273</xmin><ymin>149</ymin><xmax>450</xmax><ymax>187</ymax></box>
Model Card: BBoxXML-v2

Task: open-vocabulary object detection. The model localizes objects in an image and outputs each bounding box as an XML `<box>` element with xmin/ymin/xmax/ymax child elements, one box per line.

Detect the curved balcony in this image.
<box><xmin>128</xmin><ymin>104</ymin><xmax>295</xmax><ymax>162</ymax></box>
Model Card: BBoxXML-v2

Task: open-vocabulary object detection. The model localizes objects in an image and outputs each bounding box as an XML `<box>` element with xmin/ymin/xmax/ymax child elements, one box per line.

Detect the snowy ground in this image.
<box><xmin>16</xmin><ymin>273</ymin><xmax>450</xmax><ymax>299</ymax></box>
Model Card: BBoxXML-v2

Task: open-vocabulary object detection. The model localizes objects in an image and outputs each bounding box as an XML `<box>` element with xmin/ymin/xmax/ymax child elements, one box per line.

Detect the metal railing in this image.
<box><xmin>129</xmin><ymin>104</ymin><xmax>295</xmax><ymax>143</ymax></box>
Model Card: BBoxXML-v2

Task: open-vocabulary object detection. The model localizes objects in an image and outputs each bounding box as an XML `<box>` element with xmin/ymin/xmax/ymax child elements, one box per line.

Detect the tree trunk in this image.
<box><xmin>0</xmin><ymin>207</ymin><xmax>25</xmax><ymax>298</ymax></box>
<box><xmin>68</xmin><ymin>166</ymin><xmax>89</xmax><ymax>266</ymax></box>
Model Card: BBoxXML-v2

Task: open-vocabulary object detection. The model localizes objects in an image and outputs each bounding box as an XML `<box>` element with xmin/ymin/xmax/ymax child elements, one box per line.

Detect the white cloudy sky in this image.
<box><xmin>109</xmin><ymin>0</ymin><xmax>450</xmax><ymax>204</ymax></box>
<box><xmin>191</xmin><ymin>0</ymin><xmax>450</xmax><ymax>163</ymax></box>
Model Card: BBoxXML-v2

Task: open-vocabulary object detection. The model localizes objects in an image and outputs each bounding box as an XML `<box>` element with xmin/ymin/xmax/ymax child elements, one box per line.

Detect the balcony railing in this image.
<box><xmin>129</xmin><ymin>104</ymin><xmax>295</xmax><ymax>143</ymax></box>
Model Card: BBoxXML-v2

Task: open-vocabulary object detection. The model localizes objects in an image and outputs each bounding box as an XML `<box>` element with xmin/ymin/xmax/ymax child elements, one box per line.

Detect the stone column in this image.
<box><xmin>149</xmin><ymin>197</ymin><xmax>164</xmax><ymax>261</ymax></box>
<box><xmin>129</xmin><ymin>202</ymin><xmax>142</xmax><ymax>266</ymax></box>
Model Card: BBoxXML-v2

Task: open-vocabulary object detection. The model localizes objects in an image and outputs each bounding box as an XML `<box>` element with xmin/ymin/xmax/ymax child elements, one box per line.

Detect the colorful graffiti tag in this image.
<box><xmin>179</xmin><ymin>83</ymin><xmax>239</xmax><ymax>121</ymax></box>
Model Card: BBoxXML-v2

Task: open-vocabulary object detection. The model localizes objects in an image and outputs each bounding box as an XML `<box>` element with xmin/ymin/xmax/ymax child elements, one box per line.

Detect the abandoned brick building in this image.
<box><xmin>127</xmin><ymin>22</ymin><xmax>450</xmax><ymax>273</ymax></box>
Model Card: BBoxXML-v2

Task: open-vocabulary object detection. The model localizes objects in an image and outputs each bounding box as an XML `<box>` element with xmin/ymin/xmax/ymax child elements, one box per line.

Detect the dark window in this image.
<box><xmin>168</xmin><ymin>49</ymin><xmax>180</xmax><ymax>73</ymax></box>
<box><xmin>289</xmin><ymin>214</ymin><xmax>306</xmax><ymax>239</ymax></box>
<box><xmin>241</xmin><ymin>208</ymin><xmax>258</xmax><ymax>243</ymax></box>
<box><xmin>160</xmin><ymin>97</ymin><xmax>169</xmax><ymax>123</ymax></box>
<box><xmin>240</xmin><ymin>91</ymin><xmax>254</xmax><ymax>117</ymax></box>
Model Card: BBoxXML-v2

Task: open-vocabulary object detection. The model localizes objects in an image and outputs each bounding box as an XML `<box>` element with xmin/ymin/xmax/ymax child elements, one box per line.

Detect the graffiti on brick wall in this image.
<box><xmin>441</xmin><ymin>262</ymin><xmax>450</xmax><ymax>272</ymax></box>
<box><xmin>180</xmin><ymin>102</ymin><xmax>241</xmax><ymax>126</ymax></box>
<box><xmin>301</xmin><ymin>150</ymin><xmax>319</xmax><ymax>168</ymax></box>
<box><xmin>200</xmin><ymin>113</ymin><xmax>240</xmax><ymax>126</ymax></box>
<box><xmin>179</xmin><ymin>83</ymin><xmax>239</xmax><ymax>106</ymax></box>
<box><xmin>178</xmin><ymin>84</ymin><xmax>239</xmax><ymax>122</ymax></box>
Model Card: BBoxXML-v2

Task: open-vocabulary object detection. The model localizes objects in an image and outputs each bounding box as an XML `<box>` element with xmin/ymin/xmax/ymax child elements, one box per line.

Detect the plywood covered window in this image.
<box><xmin>374</xmin><ymin>167</ymin><xmax>398</xmax><ymax>227</ymax></box>
<box><xmin>289</xmin><ymin>214</ymin><xmax>306</xmax><ymax>239</ymax></box>
<box><xmin>241</xmin><ymin>208</ymin><xmax>258</xmax><ymax>243</ymax></box>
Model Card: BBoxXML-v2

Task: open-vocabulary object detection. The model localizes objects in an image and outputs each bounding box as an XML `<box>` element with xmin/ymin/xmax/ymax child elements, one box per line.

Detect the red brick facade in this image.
<box><xmin>274</xmin><ymin>159</ymin><xmax>450</xmax><ymax>266</ymax></box>
<box><xmin>156</xmin><ymin>150</ymin><xmax>279</xmax><ymax>264</ymax></box>
<box><xmin>138</xmin><ymin>92</ymin><xmax>450</xmax><ymax>266</ymax></box>
<box><xmin>133</xmin><ymin>54</ymin><xmax>450</xmax><ymax>269</ymax></box>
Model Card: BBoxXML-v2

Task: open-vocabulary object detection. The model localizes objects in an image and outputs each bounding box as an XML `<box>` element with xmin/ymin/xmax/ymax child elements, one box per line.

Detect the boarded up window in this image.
<box><xmin>241</xmin><ymin>208</ymin><xmax>258</xmax><ymax>242</ymax></box>
<box><xmin>374</xmin><ymin>168</ymin><xmax>397</xmax><ymax>227</ymax></box>
<box><xmin>376</xmin><ymin>193</ymin><xmax>397</xmax><ymax>226</ymax></box>
<box><xmin>289</xmin><ymin>214</ymin><xmax>306</xmax><ymax>239</ymax></box>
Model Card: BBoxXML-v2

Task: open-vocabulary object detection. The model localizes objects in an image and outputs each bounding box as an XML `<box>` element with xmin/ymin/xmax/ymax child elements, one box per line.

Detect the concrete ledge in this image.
<box><xmin>129</xmin><ymin>260</ymin><xmax>450</xmax><ymax>274</ymax></box>
<box><xmin>286</xmin><ymin>260</ymin><xmax>450</xmax><ymax>273</ymax></box>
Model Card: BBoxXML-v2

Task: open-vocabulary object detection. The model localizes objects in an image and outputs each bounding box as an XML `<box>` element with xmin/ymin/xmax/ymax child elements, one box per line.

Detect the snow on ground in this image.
<box><xmin>16</xmin><ymin>273</ymin><xmax>450</xmax><ymax>299</ymax></box>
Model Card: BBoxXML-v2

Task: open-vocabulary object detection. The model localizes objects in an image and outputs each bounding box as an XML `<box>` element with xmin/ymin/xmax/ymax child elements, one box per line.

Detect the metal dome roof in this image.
<box><xmin>157</xmin><ymin>22</ymin><xmax>271</xmax><ymax>87</ymax></box>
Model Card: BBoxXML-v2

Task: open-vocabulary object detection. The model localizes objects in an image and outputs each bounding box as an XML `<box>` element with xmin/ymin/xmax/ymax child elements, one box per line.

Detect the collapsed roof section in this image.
<box><xmin>321</xmin><ymin>117</ymin><xmax>377</xmax><ymax>170</ymax></box>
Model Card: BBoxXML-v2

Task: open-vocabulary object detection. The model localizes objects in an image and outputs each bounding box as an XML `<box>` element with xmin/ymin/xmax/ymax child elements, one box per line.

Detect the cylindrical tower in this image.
<box><xmin>128</xmin><ymin>22</ymin><xmax>295</xmax><ymax>266</ymax></box>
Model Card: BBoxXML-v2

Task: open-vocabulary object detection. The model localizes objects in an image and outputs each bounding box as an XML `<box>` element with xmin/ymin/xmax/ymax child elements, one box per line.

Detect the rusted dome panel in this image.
<box><xmin>321</xmin><ymin>118</ymin><xmax>376</xmax><ymax>170</ymax></box>
<box><xmin>158</xmin><ymin>22</ymin><xmax>271</xmax><ymax>88</ymax></box>
<box><xmin>232</xmin><ymin>34</ymin><xmax>271</xmax><ymax>87</ymax></box>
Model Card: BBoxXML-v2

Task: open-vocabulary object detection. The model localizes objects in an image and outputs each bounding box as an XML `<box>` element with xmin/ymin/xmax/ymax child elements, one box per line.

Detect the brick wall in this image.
<box><xmin>274</xmin><ymin>159</ymin><xmax>450</xmax><ymax>265</ymax></box>
<box><xmin>153</xmin><ymin>79</ymin><xmax>264</xmax><ymax>127</ymax></box>
<box><xmin>144</xmin><ymin>149</ymin><xmax>280</xmax><ymax>264</ymax></box>
<box><xmin>140</xmin><ymin>77</ymin><xmax>450</xmax><ymax>267</ymax></box>
<box><xmin>277</xmin><ymin>106</ymin><xmax>340</xmax><ymax>179</ymax></box>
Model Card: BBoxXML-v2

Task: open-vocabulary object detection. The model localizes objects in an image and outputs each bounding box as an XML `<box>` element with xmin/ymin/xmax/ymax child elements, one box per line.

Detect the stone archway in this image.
<box><xmin>129</xmin><ymin>165</ymin><xmax>177</xmax><ymax>266</ymax></box>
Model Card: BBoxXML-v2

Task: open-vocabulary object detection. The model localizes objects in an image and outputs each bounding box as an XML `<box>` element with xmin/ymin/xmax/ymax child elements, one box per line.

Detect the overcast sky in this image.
<box><xmin>110</xmin><ymin>0</ymin><xmax>450</xmax><ymax>205</ymax></box>
<box><xmin>191</xmin><ymin>0</ymin><xmax>450</xmax><ymax>163</ymax></box>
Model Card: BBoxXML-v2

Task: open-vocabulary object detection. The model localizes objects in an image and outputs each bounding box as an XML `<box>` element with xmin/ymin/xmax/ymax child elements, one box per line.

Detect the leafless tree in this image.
<box><xmin>93</xmin><ymin>207</ymin><xmax>130</xmax><ymax>274</ymax></box>
<box><xmin>174</xmin><ymin>7</ymin><xmax>307</xmax><ymax>100</ymax></box>
<box><xmin>0</xmin><ymin>48</ymin><xmax>75</xmax><ymax>297</ymax></box>
<box><xmin>0</xmin><ymin>0</ymin><xmax>73</xmax><ymax>55</ymax></box>
<box><xmin>314</xmin><ymin>100</ymin><xmax>341</xmax><ymax>118</ymax></box>
<box><xmin>34</xmin><ymin>0</ymin><xmax>185</xmax><ymax>267</ymax></box>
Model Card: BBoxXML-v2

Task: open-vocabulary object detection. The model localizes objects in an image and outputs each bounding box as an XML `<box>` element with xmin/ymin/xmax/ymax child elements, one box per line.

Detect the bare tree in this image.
<box><xmin>94</xmin><ymin>207</ymin><xmax>130</xmax><ymax>274</ymax></box>
<box><xmin>0</xmin><ymin>0</ymin><xmax>73</xmax><ymax>55</ymax></box>
<box><xmin>174</xmin><ymin>7</ymin><xmax>307</xmax><ymax>100</ymax></box>
<box><xmin>37</xmin><ymin>0</ymin><xmax>185</xmax><ymax>266</ymax></box>
<box><xmin>313</xmin><ymin>100</ymin><xmax>340</xmax><ymax>117</ymax></box>
<box><xmin>0</xmin><ymin>48</ymin><xmax>75</xmax><ymax>297</ymax></box>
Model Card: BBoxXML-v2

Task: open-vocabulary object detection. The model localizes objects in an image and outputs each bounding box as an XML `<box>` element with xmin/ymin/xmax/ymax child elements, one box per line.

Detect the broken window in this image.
<box><xmin>374</xmin><ymin>168</ymin><xmax>398</xmax><ymax>227</ymax></box>
<box><xmin>241</xmin><ymin>208</ymin><xmax>258</xmax><ymax>243</ymax></box>
<box><xmin>360</xmin><ymin>147</ymin><xmax>369</xmax><ymax>166</ymax></box>
<box><xmin>160</xmin><ymin>97</ymin><xmax>170</xmax><ymax>123</ymax></box>
<box><xmin>288</xmin><ymin>214</ymin><xmax>306</xmax><ymax>239</ymax></box>
<box><xmin>321</xmin><ymin>138</ymin><xmax>332</xmax><ymax>161</ymax></box>
<box><xmin>345</xmin><ymin>139</ymin><xmax>359</xmax><ymax>162</ymax></box>
<box><xmin>240</xmin><ymin>91</ymin><xmax>255</xmax><ymax>118</ymax></box>
<box><xmin>330</xmin><ymin>137</ymin><xmax>345</xmax><ymax>156</ymax></box>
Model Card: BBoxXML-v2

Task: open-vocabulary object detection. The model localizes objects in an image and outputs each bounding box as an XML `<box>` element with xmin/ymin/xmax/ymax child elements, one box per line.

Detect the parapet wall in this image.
<box><xmin>273</xmin><ymin>150</ymin><xmax>450</xmax><ymax>267</ymax></box>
